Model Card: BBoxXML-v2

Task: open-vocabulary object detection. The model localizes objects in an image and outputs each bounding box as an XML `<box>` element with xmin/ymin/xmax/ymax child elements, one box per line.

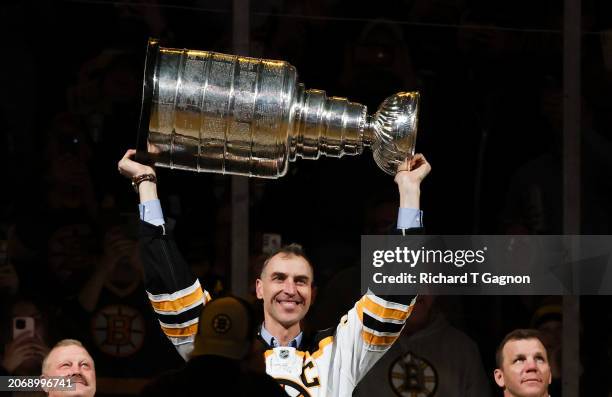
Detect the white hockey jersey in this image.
<box><xmin>259</xmin><ymin>292</ymin><xmax>416</xmax><ymax>396</ymax></box>
<box><xmin>140</xmin><ymin>221</ymin><xmax>417</xmax><ymax>396</ymax></box>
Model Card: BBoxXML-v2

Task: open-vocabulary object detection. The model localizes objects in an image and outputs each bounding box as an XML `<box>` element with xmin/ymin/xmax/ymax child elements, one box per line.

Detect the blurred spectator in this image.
<box><xmin>110</xmin><ymin>0</ymin><xmax>172</xmax><ymax>47</ymax></box>
<box><xmin>59</xmin><ymin>222</ymin><xmax>182</xmax><ymax>378</ymax></box>
<box><xmin>354</xmin><ymin>296</ymin><xmax>491</xmax><ymax>397</ymax></box>
<box><xmin>1</xmin><ymin>298</ymin><xmax>51</xmax><ymax>377</ymax></box>
<box><xmin>8</xmin><ymin>112</ymin><xmax>103</xmax><ymax>303</ymax></box>
<box><xmin>140</xmin><ymin>296</ymin><xmax>286</xmax><ymax>396</ymax></box>
<box><xmin>457</xmin><ymin>4</ymin><xmax>528</xmax><ymax>66</ymax></box>
<box><xmin>68</xmin><ymin>50</ymin><xmax>140</xmax><ymax>122</ymax></box>
<box><xmin>363</xmin><ymin>192</ymin><xmax>403</xmax><ymax>235</ymax></box>
<box><xmin>180</xmin><ymin>232</ymin><xmax>225</xmax><ymax>298</ymax></box>
<box><xmin>67</xmin><ymin>50</ymin><xmax>144</xmax><ymax>211</ymax></box>
<box><xmin>501</xmin><ymin>75</ymin><xmax>612</xmax><ymax>233</ymax></box>
<box><xmin>304</xmin><ymin>265</ymin><xmax>358</xmax><ymax>337</ymax></box>
<box><xmin>500</xmin><ymin>77</ymin><xmax>563</xmax><ymax>235</ymax></box>
<box><xmin>0</xmin><ymin>240</ymin><xmax>19</xmax><ymax>299</ymax></box>
<box><xmin>338</xmin><ymin>19</ymin><xmax>418</xmax><ymax>107</ymax></box>
<box><xmin>44</xmin><ymin>113</ymin><xmax>98</xmax><ymax>218</ymax></box>
<box><xmin>45</xmin><ymin>219</ymin><xmax>99</xmax><ymax>301</ymax></box>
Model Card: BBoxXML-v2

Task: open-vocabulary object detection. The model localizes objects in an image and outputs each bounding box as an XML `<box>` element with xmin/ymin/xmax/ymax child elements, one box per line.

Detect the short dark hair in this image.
<box><xmin>260</xmin><ymin>243</ymin><xmax>314</xmax><ymax>280</ymax></box>
<box><xmin>495</xmin><ymin>329</ymin><xmax>547</xmax><ymax>368</ymax></box>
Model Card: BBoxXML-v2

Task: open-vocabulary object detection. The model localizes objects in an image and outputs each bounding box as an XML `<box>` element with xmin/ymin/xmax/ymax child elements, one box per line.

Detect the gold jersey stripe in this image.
<box><xmin>356</xmin><ymin>295</ymin><xmax>413</xmax><ymax>322</ymax></box>
<box><xmin>150</xmin><ymin>287</ymin><xmax>205</xmax><ymax>312</ymax></box>
<box><xmin>361</xmin><ymin>330</ymin><xmax>398</xmax><ymax>346</ymax></box>
<box><xmin>161</xmin><ymin>323</ymin><xmax>199</xmax><ymax>337</ymax></box>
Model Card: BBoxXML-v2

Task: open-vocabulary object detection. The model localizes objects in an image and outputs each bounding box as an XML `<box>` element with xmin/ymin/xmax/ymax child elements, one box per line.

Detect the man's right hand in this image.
<box><xmin>118</xmin><ymin>149</ymin><xmax>158</xmax><ymax>202</ymax></box>
<box><xmin>118</xmin><ymin>149</ymin><xmax>155</xmax><ymax>179</ymax></box>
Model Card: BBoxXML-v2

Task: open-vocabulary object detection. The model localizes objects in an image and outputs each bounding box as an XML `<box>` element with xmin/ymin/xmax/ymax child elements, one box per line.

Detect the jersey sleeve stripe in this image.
<box><xmin>167</xmin><ymin>335</ymin><xmax>195</xmax><ymax>347</ymax></box>
<box><xmin>360</xmin><ymin>330</ymin><xmax>398</xmax><ymax>346</ymax></box>
<box><xmin>361</xmin><ymin>324</ymin><xmax>401</xmax><ymax>338</ymax></box>
<box><xmin>149</xmin><ymin>287</ymin><xmax>205</xmax><ymax>312</ymax></box>
<box><xmin>362</xmin><ymin>311</ymin><xmax>405</xmax><ymax>334</ymax></box>
<box><xmin>358</xmin><ymin>304</ymin><xmax>406</xmax><ymax>325</ymax></box>
<box><xmin>155</xmin><ymin>302</ymin><xmax>204</xmax><ymax>325</ymax></box>
<box><xmin>151</xmin><ymin>296</ymin><xmax>206</xmax><ymax>316</ymax></box>
<box><xmin>161</xmin><ymin>322</ymin><xmax>199</xmax><ymax>337</ymax></box>
<box><xmin>147</xmin><ymin>279</ymin><xmax>202</xmax><ymax>302</ymax></box>
<box><xmin>366</xmin><ymin>292</ymin><xmax>413</xmax><ymax>311</ymax></box>
<box><xmin>159</xmin><ymin>317</ymin><xmax>200</xmax><ymax>329</ymax></box>
<box><xmin>376</xmin><ymin>294</ymin><xmax>418</xmax><ymax>306</ymax></box>
<box><xmin>356</xmin><ymin>295</ymin><xmax>413</xmax><ymax>322</ymax></box>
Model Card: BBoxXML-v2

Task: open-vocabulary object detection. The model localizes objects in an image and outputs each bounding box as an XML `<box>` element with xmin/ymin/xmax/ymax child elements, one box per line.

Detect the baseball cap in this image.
<box><xmin>191</xmin><ymin>296</ymin><xmax>254</xmax><ymax>360</ymax></box>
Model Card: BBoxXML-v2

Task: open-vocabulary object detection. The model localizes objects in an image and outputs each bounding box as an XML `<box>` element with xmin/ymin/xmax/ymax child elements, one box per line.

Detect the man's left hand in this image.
<box><xmin>395</xmin><ymin>153</ymin><xmax>431</xmax><ymax>208</ymax></box>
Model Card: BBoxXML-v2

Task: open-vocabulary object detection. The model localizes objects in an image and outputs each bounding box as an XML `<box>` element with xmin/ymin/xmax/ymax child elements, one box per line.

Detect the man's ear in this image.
<box><xmin>494</xmin><ymin>369</ymin><xmax>505</xmax><ymax>388</ymax></box>
<box><xmin>547</xmin><ymin>368</ymin><xmax>552</xmax><ymax>385</ymax></box>
<box><xmin>255</xmin><ymin>278</ymin><xmax>263</xmax><ymax>300</ymax></box>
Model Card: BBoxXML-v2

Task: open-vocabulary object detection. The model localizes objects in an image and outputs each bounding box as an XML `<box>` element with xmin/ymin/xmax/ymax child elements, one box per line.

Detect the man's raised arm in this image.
<box><xmin>118</xmin><ymin>149</ymin><xmax>210</xmax><ymax>361</ymax></box>
<box><xmin>327</xmin><ymin>154</ymin><xmax>431</xmax><ymax>393</ymax></box>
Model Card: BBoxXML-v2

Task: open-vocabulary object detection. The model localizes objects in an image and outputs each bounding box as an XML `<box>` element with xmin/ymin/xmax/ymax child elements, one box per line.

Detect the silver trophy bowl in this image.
<box><xmin>137</xmin><ymin>38</ymin><xmax>419</xmax><ymax>178</ymax></box>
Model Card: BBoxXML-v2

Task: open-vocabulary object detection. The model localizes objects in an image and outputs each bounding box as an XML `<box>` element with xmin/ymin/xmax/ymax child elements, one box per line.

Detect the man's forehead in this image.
<box><xmin>504</xmin><ymin>338</ymin><xmax>546</xmax><ymax>357</ymax></box>
<box><xmin>264</xmin><ymin>254</ymin><xmax>312</xmax><ymax>276</ymax></box>
<box><xmin>49</xmin><ymin>345</ymin><xmax>92</xmax><ymax>362</ymax></box>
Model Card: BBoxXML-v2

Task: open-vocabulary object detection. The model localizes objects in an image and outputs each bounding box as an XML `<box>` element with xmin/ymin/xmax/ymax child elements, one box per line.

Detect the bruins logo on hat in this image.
<box><xmin>212</xmin><ymin>314</ymin><xmax>232</xmax><ymax>334</ymax></box>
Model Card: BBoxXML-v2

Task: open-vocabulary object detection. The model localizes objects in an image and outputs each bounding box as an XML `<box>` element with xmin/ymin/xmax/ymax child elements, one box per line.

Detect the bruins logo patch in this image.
<box><xmin>388</xmin><ymin>351</ymin><xmax>438</xmax><ymax>397</ymax></box>
<box><xmin>92</xmin><ymin>304</ymin><xmax>145</xmax><ymax>357</ymax></box>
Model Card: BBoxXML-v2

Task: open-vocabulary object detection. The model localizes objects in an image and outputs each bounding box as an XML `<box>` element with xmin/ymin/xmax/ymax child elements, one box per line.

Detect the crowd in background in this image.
<box><xmin>1</xmin><ymin>0</ymin><xmax>611</xmax><ymax>395</ymax></box>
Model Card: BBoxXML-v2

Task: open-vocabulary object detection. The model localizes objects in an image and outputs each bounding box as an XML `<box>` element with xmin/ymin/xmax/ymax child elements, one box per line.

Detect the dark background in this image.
<box><xmin>0</xmin><ymin>0</ymin><xmax>611</xmax><ymax>395</ymax></box>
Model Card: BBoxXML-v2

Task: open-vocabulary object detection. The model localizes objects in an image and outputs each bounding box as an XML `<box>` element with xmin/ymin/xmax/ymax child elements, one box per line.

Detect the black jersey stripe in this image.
<box><xmin>362</xmin><ymin>311</ymin><xmax>405</xmax><ymax>334</ymax></box>
<box><xmin>154</xmin><ymin>302</ymin><xmax>204</xmax><ymax>325</ymax></box>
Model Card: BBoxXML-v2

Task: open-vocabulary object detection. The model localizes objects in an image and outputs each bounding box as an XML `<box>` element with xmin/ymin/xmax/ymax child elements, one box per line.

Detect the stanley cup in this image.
<box><xmin>137</xmin><ymin>38</ymin><xmax>419</xmax><ymax>178</ymax></box>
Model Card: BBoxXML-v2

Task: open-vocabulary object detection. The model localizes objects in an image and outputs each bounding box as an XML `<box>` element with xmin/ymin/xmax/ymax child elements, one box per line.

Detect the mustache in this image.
<box><xmin>70</xmin><ymin>374</ymin><xmax>88</xmax><ymax>386</ymax></box>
